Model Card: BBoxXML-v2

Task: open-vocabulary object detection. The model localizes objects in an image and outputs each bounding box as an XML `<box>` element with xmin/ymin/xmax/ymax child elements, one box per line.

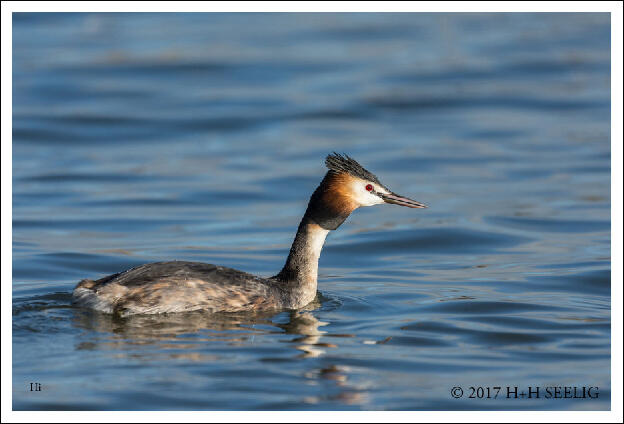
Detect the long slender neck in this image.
<box><xmin>273</xmin><ymin>172</ymin><xmax>358</xmax><ymax>307</ymax></box>
<box><xmin>275</xmin><ymin>218</ymin><xmax>329</xmax><ymax>287</ymax></box>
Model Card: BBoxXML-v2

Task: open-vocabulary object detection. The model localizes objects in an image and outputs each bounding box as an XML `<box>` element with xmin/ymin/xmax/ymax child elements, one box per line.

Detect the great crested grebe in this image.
<box><xmin>72</xmin><ymin>153</ymin><xmax>426</xmax><ymax>316</ymax></box>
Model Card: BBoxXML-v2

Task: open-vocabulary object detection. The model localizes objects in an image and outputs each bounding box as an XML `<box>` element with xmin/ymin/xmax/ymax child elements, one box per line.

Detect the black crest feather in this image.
<box><xmin>324</xmin><ymin>152</ymin><xmax>385</xmax><ymax>188</ymax></box>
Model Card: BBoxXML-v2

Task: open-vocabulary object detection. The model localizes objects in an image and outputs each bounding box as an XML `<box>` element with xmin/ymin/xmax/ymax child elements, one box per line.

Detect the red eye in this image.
<box><xmin>365</xmin><ymin>184</ymin><xmax>373</xmax><ymax>192</ymax></box>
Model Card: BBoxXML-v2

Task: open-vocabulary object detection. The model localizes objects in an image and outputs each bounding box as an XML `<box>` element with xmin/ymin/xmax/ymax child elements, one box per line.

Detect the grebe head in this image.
<box><xmin>324</xmin><ymin>152</ymin><xmax>427</xmax><ymax>209</ymax></box>
<box><xmin>303</xmin><ymin>153</ymin><xmax>426</xmax><ymax>231</ymax></box>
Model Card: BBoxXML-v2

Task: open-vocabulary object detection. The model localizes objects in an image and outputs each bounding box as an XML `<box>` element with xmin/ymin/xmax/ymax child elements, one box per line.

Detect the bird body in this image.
<box><xmin>72</xmin><ymin>153</ymin><xmax>425</xmax><ymax>316</ymax></box>
<box><xmin>73</xmin><ymin>261</ymin><xmax>282</xmax><ymax>315</ymax></box>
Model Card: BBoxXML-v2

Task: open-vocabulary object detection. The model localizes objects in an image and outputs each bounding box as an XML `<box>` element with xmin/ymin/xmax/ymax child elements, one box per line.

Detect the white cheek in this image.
<box><xmin>351</xmin><ymin>183</ymin><xmax>386</xmax><ymax>207</ymax></box>
<box><xmin>361</xmin><ymin>195</ymin><xmax>384</xmax><ymax>207</ymax></box>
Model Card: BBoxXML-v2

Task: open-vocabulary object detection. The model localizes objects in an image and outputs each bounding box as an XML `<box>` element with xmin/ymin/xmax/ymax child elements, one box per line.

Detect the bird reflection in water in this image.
<box><xmin>71</xmin><ymin>298</ymin><xmax>367</xmax><ymax>406</ymax></box>
<box><xmin>276</xmin><ymin>309</ymin><xmax>334</xmax><ymax>358</ymax></box>
<box><xmin>71</xmin><ymin>297</ymin><xmax>341</xmax><ymax>359</ymax></box>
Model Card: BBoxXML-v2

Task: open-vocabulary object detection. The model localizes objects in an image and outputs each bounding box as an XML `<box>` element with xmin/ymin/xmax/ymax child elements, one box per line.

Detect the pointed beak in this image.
<box><xmin>379</xmin><ymin>192</ymin><xmax>427</xmax><ymax>209</ymax></box>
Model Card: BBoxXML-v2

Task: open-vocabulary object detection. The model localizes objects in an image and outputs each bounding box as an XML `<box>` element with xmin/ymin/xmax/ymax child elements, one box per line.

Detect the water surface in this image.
<box><xmin>12</xmin><ymin>12</ymin><xmax>611</xmax><ymax>410</ymax></box>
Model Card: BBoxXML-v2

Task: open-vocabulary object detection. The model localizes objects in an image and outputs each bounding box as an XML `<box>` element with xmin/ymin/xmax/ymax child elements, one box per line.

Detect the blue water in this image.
<box><xmin>12</xmin><ymin>13</ymin><xmax>611</xmax><ymax>410</ymax></box>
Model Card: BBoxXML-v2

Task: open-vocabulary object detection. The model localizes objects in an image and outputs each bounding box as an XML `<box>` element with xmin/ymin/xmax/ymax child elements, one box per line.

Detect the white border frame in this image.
<box><xmin>2</xmin><ymin>2</ymin><xmax>622</xmax><ymax>423</ymax></box>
